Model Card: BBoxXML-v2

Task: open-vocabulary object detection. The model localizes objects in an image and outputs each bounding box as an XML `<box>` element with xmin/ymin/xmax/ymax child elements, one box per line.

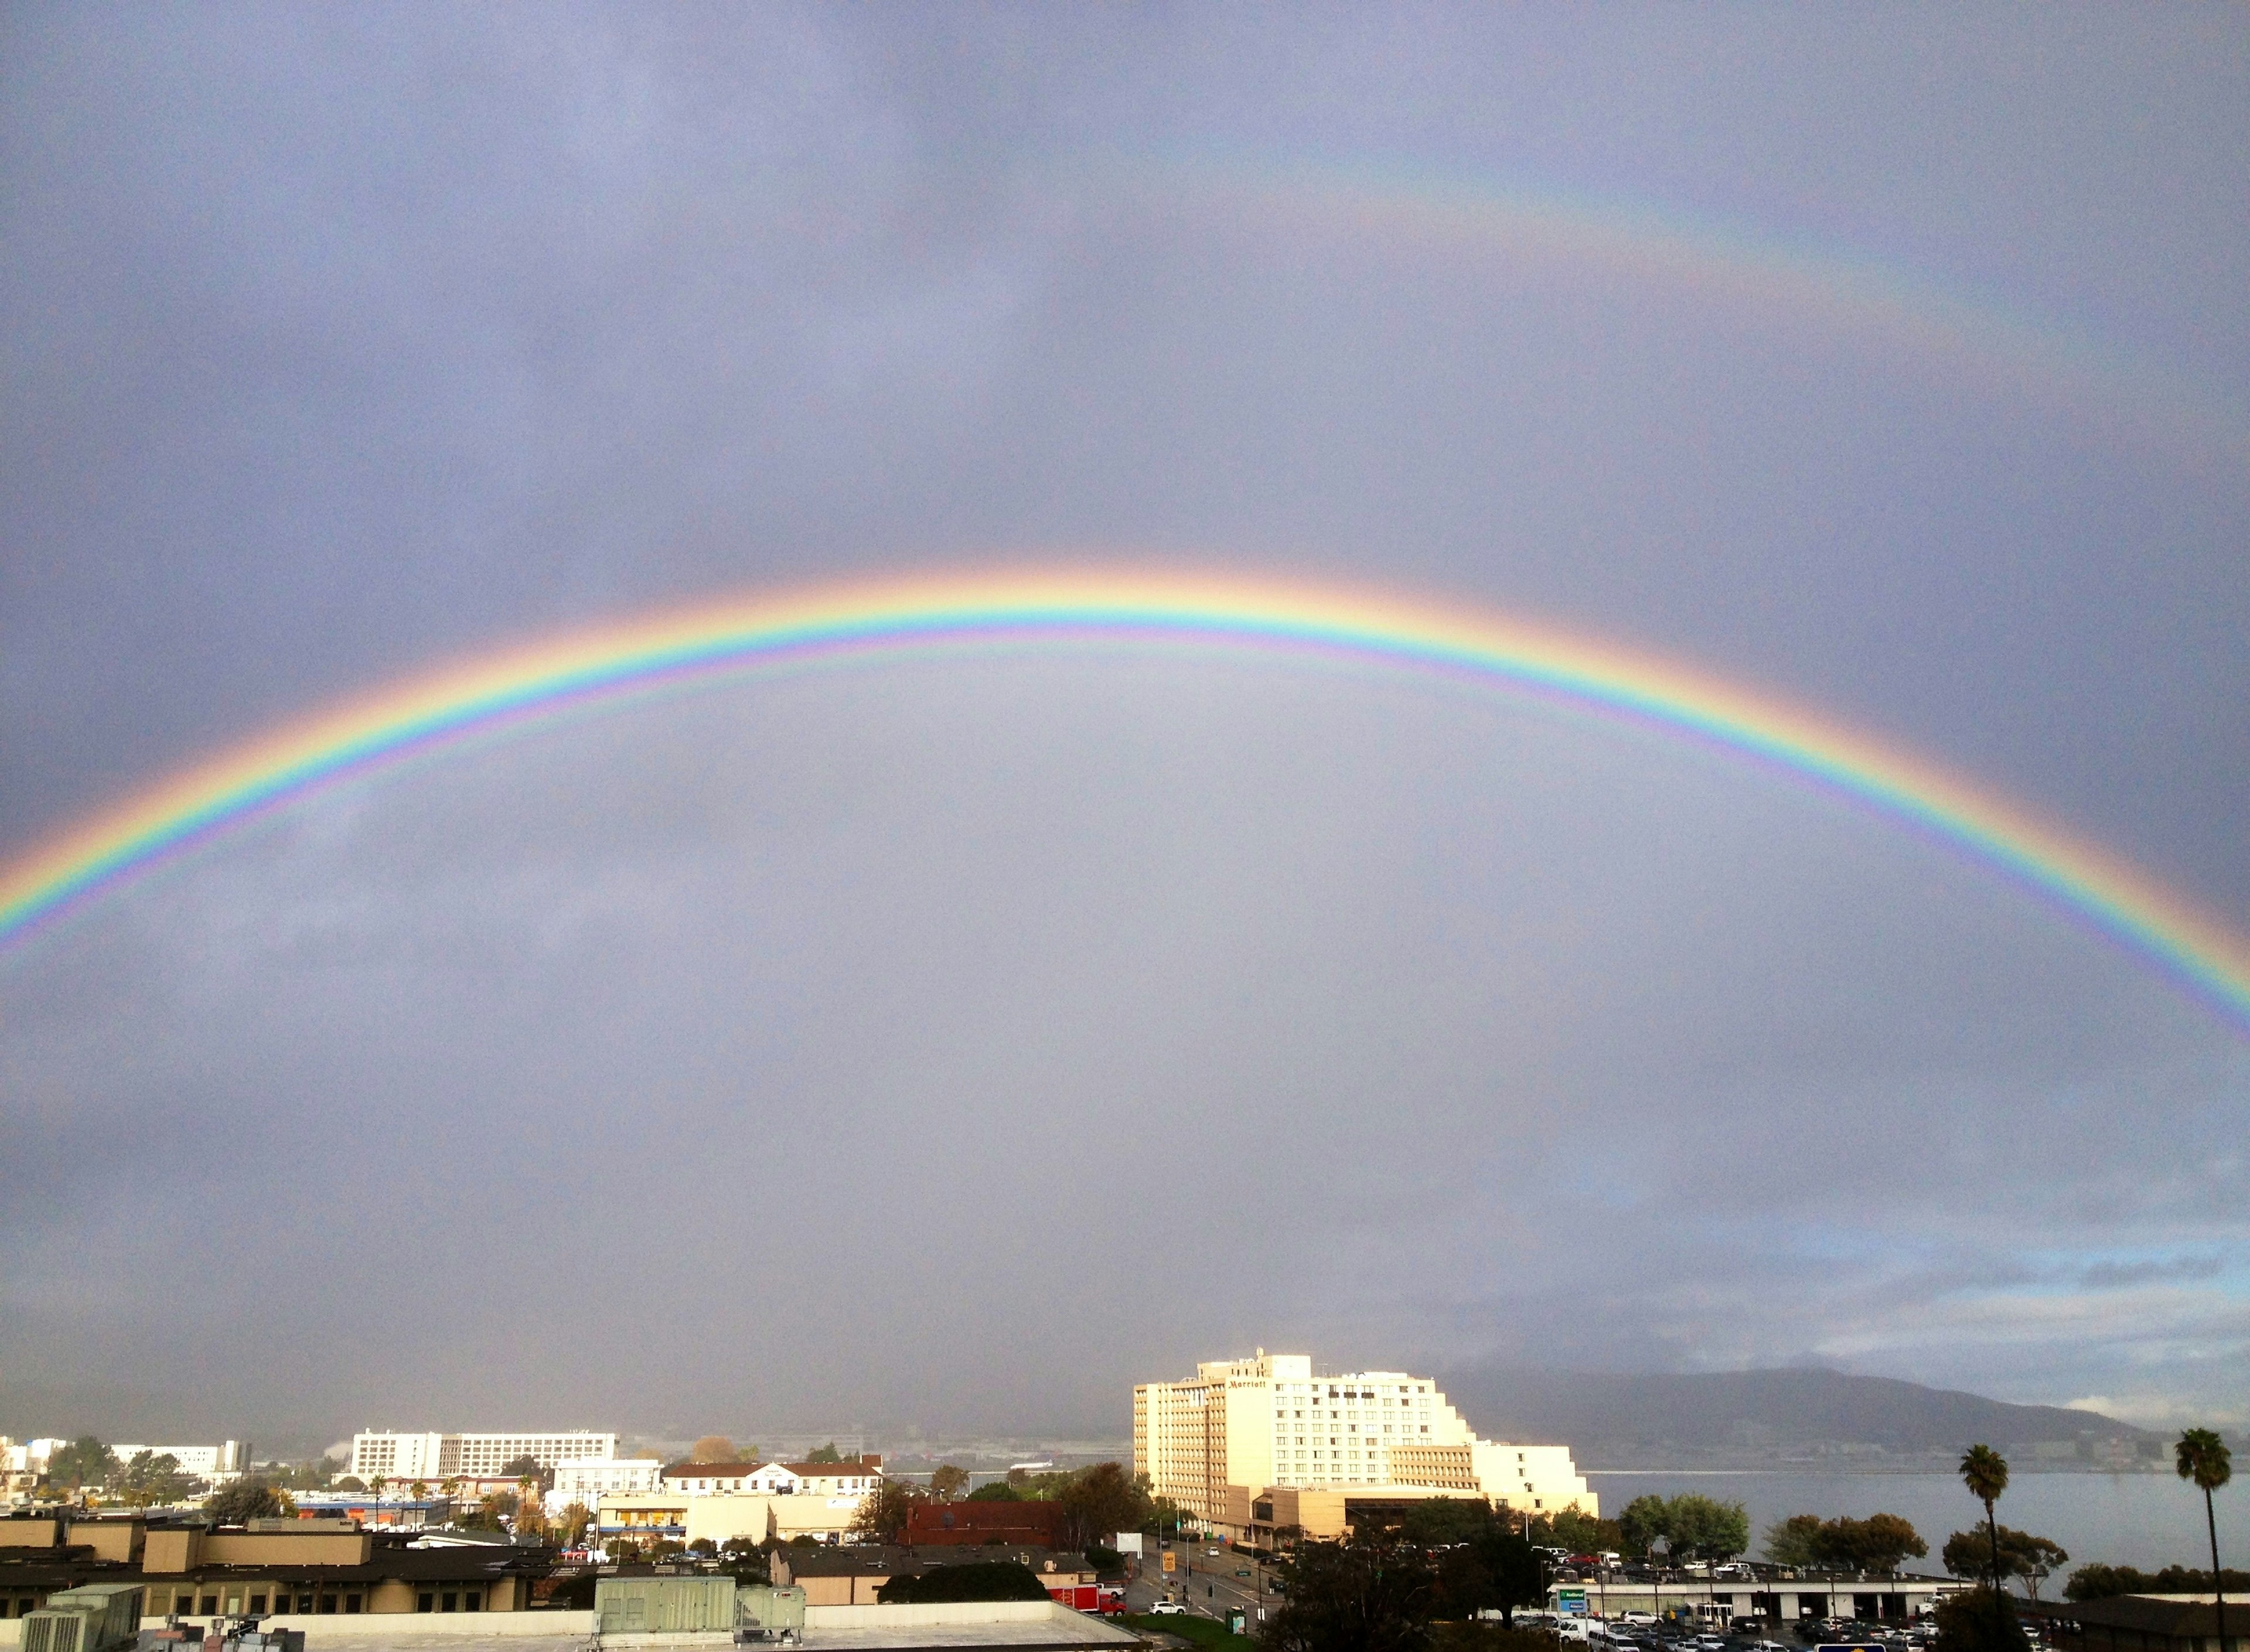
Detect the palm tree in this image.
<box><xmin>2176</xmin><ymin>1430</ymin><xmax>2231</xmax><ymax>1652</ymax></box>
<box><xmin>1961</xmin><ymin>1445</ymin><xmax>2011</xmax><ymax>1639</ymax></box>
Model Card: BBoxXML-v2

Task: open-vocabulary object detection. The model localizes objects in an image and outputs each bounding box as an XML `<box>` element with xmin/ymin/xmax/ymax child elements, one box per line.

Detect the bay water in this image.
<box><xmin>1586</xmin><ymin>1472</ymin><xmax>2246</xmax><ymax>1578</ymax></box>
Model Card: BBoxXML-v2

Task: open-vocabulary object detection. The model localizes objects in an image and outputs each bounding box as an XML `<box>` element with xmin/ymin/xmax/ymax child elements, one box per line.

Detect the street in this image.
<box><xmin>1126</xmin><ymin>1538</ymin><xmax>1283</xmax><ymax>1630</ymax></box>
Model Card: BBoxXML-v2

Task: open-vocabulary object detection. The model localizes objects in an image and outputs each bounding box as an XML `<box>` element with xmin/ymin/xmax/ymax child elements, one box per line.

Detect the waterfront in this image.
<box><xmin>1588</xmin><ymin>1472</ymin><xmax>2246</xmax><ymax>1578</ymax></box>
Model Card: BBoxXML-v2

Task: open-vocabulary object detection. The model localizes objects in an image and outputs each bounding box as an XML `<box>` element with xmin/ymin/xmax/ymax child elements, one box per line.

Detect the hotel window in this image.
<box><xmin>248</xmin><ymin>1596</ymin><xmax>267</xmax><ymax>1615</ymax></box>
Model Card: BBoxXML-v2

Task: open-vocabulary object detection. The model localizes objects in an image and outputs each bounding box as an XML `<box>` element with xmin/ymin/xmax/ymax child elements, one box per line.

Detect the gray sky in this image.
<box><xmin>3</xmin><ymin>5</ymin><xmax>2246</xmax><ymax>1447</ymax></box>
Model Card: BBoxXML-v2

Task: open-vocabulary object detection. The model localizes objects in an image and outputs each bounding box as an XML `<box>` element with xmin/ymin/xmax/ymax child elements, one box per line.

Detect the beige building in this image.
<box><xmin>594</xmin><ymin>1459</ymin><xmax>885</xmax><ymax>1549</ymax></box>
<box><xmin>1133</xmin><ymin>1350</ymin><xmax>1595</xmax><ymax>1541</ymax></box>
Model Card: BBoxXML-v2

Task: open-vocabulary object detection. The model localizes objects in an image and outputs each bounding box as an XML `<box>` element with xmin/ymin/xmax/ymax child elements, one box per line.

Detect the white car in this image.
<box><xmin>1148</xmin><ymin>1601</ymin><xmax>1187</xmax><ymax>1616</ymax></box>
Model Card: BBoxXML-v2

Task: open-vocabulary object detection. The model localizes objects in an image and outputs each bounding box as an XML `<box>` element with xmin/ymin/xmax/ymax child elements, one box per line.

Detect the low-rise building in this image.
<box><xmin>0</xmin><ymin>1514</ymin><xmax>548</xmax><ymax>1620</ymax></box>
<box><xmin>2020</xmin><ymin>1592</ymin><xmax>2239</xmax><ymax>1652</ymax></box>
<box><xmin>769</xmin><ymin>1546</ymin><xmax>1097</xmax><ymax>1608</ymax></box>
<box><xmin>1547</xmin><ymin>1571</ymin><xmax>1965</xmax><ymax>1624</ymax></box>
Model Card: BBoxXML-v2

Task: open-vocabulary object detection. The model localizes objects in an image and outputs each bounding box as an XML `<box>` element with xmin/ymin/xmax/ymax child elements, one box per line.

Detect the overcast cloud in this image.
<box><xmin>2</xmin><ymin>5</ymin><xmax>2246</xmax><ymax>1445</ymax></box>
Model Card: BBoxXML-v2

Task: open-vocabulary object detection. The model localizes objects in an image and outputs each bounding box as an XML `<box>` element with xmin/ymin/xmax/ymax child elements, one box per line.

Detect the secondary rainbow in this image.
<box><xmin>5</xmin><ymin>569</ymin><xmax>2247</xmax><ymax>1033</ymax></box>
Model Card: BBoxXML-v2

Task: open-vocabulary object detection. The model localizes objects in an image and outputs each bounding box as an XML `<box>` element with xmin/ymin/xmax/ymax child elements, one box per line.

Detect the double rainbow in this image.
<box><xmin>4</xmin><ymin>569</ymin><xmax>2247</xmax><ymax>1034</ymax></box>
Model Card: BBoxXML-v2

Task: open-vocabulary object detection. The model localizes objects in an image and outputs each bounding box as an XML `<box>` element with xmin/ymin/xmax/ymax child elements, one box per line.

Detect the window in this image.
<box><xmin>318</xmin><ymin>1596</ymin><xmax>337</xmax><ymax>1615</ymax></box>
<box><xmin>442</xmin><ymin>1593</ymin><xmax>458</xmax><ymax>1612</ymax></box>
<box><xmin>418</xmin><ymin>1595</ymin><xmax>435</xmax><ymax>1613</ymax></box>
<box><xmin>202</xmin><ymin>1597</ymin><xmax>220</xmax><ymax>1616</ymax></box>
<box><xmin>465</xmin><ymin>1592</ymin><xmax>482</xmax><ymax>1612</ymax></box>
<box><xmin>345</xmin><ymin>1596</ymin><xmax>362</xmax><ymax>1615</ymax></box>
<box><xmin>248</xmin><ymin>1596</ymin><xmax>267</xmax><ymax>1615</ymax></box>
<box><xmin>297</xmin><ymin>1594</ymin><xmax>313</xmax><ymax>1614</ymax></box>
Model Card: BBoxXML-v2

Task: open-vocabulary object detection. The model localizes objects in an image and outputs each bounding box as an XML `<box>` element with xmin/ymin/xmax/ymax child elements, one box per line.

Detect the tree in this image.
<box><xmin>1148</xmin><ymin>1493</ymin><xmax>1191</xmax><ymax>1535</ymax></box>
<box><xmin>1774</xmin><ymin>1513</ymin><xmax>1929</xmax><ymax>1575</ymax></box>
<box><xmin>966</xmin><ymin>1481</ymin><xmax>1022</xmax><ymax>1503</ymax></box>
<box><xmin>929</xmin><ymin>1464</ymin><xmax>971</xmax><ymax>1501</ymax></box>
<box><xmin>118</xmin><ymin>1452</ymin><xmax>196</xmax><ymax>1509</ymax></box>
<box><xmin>1764</xmin><ymin>1515</ymin><xmax>1825</xmax><ymax>1568</ymax></box>
<box><xmin>206</xmin><ymin>1479</ymin><xmax>286</xmax><ymax>1525</ymax></box>
<box><xmin>806</xmin><ymin>1442</ymin><xmax>844</xmax><ymax>1464</ymax></box>
<box><xmin>1941</xmin><ymin>1526</ymin><xmax>2065</xmax><ymax>1598</ymax></box>
<box><xmin>1619</xmin><ymin>1496</ymin><xmax>1672</xmax><ymax>1559</ymax></box>
<box><xmin>463</xmin><ymin>1490</ymin><xmax>518</xmax><ymax>1531</ymax></box>
<box><xmin>1931</xmin><ymin>1588</ymin><xmax>2029</xmax><ymax>1652</ymax></box>
<box><xmin>2066</xmin><ymin>1564</ymin><xmax>2250</xmax><ymax>1603</ymax></box>
<box><xmin>1616</xmin><ymin>1494</ymin><xmax>1747</xmax><ymax>1562</ymax></box>
<box><xmin>1667</xmin><ymin>1494</ymin><xmax>1750</xmax><ymax>1561</ymax></box>
<box><xmin>46</xmin><ymin>1437</ymin><xmax>118</xmax><ymax>1493</ymax></box>
<box><xmin>1058</xmin><ymin>1462</ymin><xmax>1151</xmax><ymax>1549</ymax></box>
<box><xmin>1526</xmin><ymin>1510</ymin><xmax>1624</xmax><ymax>1557</ymax></box>
<box><xmin>1404</xmin><ymin>1499</ymin><xmax>1501</xmax><ymax>1548</ymax></box>
<box><xmin>555</xmin><ymin>1502</ymin><xmax>592</xmax><ymax>1548</ymax></box>
<box><xmin>274</xmin><ymin>1456</ymin><xmax>341</xmax><ymax>1492</ymax></box>
<box><xmin>690</xmin><ymin>1436</ymin><xmax>738</xmax><ymax>1465</ymax></box>
<box><xmin>1260</xmin><ymin>1532</ymin><xmax>1436</xmax><ymax>1652</ymax></box>
<box><xmin>498</xmin><ymin>1455</ymin><xmax>555</xmax><ymax>1494</ymax></box>
<box><xmin>515</xmin><ymin>1473</ymin><xmax>548</xmax><ymax>1537</ymax></box>
<box><xmin>1409</xmin><ymin>1501</ymin><xmax>1547</xmax><ymax>1630</ymax></box>
<box><xmin>334</xmin><ymin>1476</ymin><xmax>367</xmax><ymax>1493</ymax></box>
<box><xmin>1959</xmin><ymin>1445</ymin><xmax>2012</xmax><ymax>1641</ymax></box>
<box><xmin>850</xmin><ymin>1478</ymin><xmax>920</xmax><ymax>1543</ymax></box>
<box><xmin>878</xmin><ymin>1561</ymin><xmax>1049</xmax><ymax>1604</ymax></box>
<box><xmin>2177</xmin><ymin>1428</ymin><xmax>2232</xmax><ymax>1652</ymax></box>
<box><xmin>1833</xmin><ymin>1514</ymin><xmax>1928</xmax><ymax>1575</ymax></box>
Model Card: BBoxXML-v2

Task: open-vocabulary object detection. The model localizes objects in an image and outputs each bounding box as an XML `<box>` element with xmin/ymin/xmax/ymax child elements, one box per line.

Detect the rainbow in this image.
<box><xmin>1109</xmin><ymin>155</ymin><xmax>2249</xmax><ymax>466</ymax></box>
<box><xmin>4</xmin><ymin>569</ymin><xmax>2248</xmax><ymax>1033</ymax></box>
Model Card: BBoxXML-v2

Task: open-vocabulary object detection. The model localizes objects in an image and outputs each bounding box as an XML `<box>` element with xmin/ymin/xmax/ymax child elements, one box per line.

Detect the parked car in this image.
<box><xmin>1148</xmin><ymin>1601</ymin><xmax>1185</xmax><ymax>1616</ymax></box>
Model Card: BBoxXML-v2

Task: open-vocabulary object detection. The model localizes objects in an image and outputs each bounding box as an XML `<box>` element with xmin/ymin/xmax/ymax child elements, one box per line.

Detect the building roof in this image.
<box><xmin>660</xmin><ymin>1463</ymin><xmax>769</xmax><ymax>1480</ymax></box>
<box><xmin>780</xmin><ymin>1460</ymin><xmax>881</xmax><ymax>1477</ymax></box>
<box><xmin>2022</xmin><ymin>1596</ymin><xmax>2240</xmax><ymax>1637</ymax></box>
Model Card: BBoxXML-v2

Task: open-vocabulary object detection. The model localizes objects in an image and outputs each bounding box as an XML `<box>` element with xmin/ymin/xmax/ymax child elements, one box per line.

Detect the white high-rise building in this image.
<box><xmin>349</xmin><ymin>1431</ymin><xmax>618</xmax><ymax>1482</ymax></box>
<box><xmin>1133</xmin><ymin>1350</ymin><xmax>1595</xmax><ymax>1540</ymax></box>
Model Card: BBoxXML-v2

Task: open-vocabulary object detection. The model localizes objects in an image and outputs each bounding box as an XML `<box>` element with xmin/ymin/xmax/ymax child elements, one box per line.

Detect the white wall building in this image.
<box><xmin>349</xmin><ymin>1430</ymin><xmax>618</xmax><ymax>1482</ymax></box>
<box><xmin>108</xmin><ymin>1442</ymin><xmax>248</xmax><ymax>1483</ymax></box>
<box><xmin>548</xmin><ymin>1457</ymin><xmax>663</xmax><ymax>1512</ymax></box>
<box><xmin>1134</xmin><ymin>1350</ymin><xmax>1596</xmax><ymax>1538</ymax></box>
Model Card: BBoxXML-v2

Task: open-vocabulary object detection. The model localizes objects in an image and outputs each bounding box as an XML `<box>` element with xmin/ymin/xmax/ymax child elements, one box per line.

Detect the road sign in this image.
<box><xmin>1559</xmin><ymin>1589</ymin><xmax>1589</xmax><ymax>1616</ymax></box>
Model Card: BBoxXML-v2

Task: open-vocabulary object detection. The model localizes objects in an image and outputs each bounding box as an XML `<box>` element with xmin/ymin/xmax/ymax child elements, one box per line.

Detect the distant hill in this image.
<box><xmin>1435</xmin><ymin>1365</ymin><xmax>2168</xmax><ymax>1472</ymax></box>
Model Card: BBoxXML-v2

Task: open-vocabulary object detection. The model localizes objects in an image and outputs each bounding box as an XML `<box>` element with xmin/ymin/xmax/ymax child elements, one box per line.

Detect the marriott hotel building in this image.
<box><xmin>1133</xmin><ymin>1350</ymin><xmax>1595</xmax><ymax>1543</ymax></box>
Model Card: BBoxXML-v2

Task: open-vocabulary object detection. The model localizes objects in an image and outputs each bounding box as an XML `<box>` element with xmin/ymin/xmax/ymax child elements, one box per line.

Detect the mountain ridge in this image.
<box><xmin>1436</xmin><ymin>1364</ymin><xmax>2168</xmax><ymax>1472</ymax></box>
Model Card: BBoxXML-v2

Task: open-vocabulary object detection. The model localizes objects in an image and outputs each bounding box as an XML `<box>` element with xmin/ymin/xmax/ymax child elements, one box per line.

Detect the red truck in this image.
<box><xmin>1045</xmin><ymin>1583</ymin><xmax>1129</xmax><ymax>1616</ymax></box>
